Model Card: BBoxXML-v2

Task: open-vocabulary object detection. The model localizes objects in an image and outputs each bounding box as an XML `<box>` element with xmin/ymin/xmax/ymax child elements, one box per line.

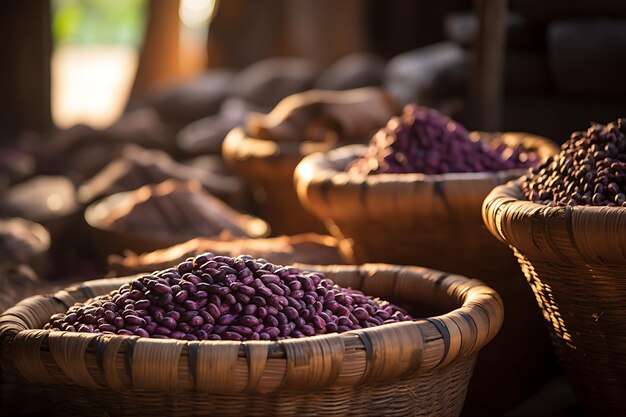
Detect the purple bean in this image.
<box><xmin>177</xmin><ymin>323</ymin><xmax>191</xmax><ymax>333</ymax></box>
<box><xmin>326</xmin><ymin>322</ymin><xmax>338</xmax><ymax>333</ymax></box>
<box><xmin>181</xmin><ymin>311</ymin><xmax>198</xmax><ymax>322</ymax></box>
<box><xmin>170</xmin><ymin>331</ymin><xmax>186</xmax><ymax>339</ymax></box>
<box><xmin>223</xmin><ymin>294</ymin><xmax>237</xmax><ymax>305</ymax></box>
<box><xmin>111</xmin><ymin>316</ymin><xmax>124</xmax><ymax>329</ymax></box>
<box><xmin>200</xmin><ymin>310</ymin><xmax>215</xmax><ymax>325</ymax></box>
<box><xmin>134</xmin><ymin>328</ymin><xmax>150</xmax><ymax>338</ymax></box>
<box><xmin>224</xmin><ymin>332</ymin><xmax>243</xmax><ymax>341</ymax></box>
<box><xmin>256</xmin><ymin>306</ymin><xmax>268</xmax><ymax>319</ymax></box>
<box><xmin>284</xmin><ymin>307</ymin><xmax>299</xmax><ymax>321</ymax></box>
<box><xmin>264</xmin><ymin>315</ymin><xmax>279</xmax><ymax>327</ymax></box>
<box><xmin>174</xmin><ymin>290</ymin><xmax>188</xmax><ymax>303</ymax></box>
<box><xmin>230</xmin><ymin>325</ymin><xmax>253</xmax><ymax>336</ymax></box>
<box><xmin>243</xmin><ymin>304</ymin><xmax>257</xmax><ymax>315</ymax></box>
<box><xmin>99</xmin><ymin>324</ymin><xmax>117</xmax><ymax>332</ymax></box>
<box><xmin>257</xmin><ymin>287</ymin><xmax>273</xmax><ymax>298</ymax></box>
<box><xmin>207</xmin><ymin>304</ymin><xmax>221</xmax><ymax>319</ymax></box>
<box><xmin>237</xmin><ymin>315</ymin><xmax>259</xmax><ymax>327</ymax></box>
<box><xmin>217</xmin><ymin>314</ymin><xmax>237</xmax><ymax>325</ymax></box>
<box><xmin>161</xmin><ymin>317</ymin><xmax>177</xmax><ymax>330</ymax></box>
<box><xmin>189</xmin><ymin>316</ymin><xmax>204</xmax><ymax>327</ymax></box>
<box><xmin>265</xmin><ymin>327</ymin><xmax>280</xmax><ymax>338</ymax></box>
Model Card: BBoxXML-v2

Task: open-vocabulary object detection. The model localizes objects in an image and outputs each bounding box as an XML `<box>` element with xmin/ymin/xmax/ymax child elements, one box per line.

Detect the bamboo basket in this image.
<box><xmin>0</xmin><ymin>264</ymin><xmax>503</xmax><ymax>417</ymax></box>
<box><xmin>483</xmin><ymin>179</ymin><xmax>626</xmax><ymax>417</ymax></box>
<box><xmin>222</xmin><ymin>127</ymin><xmax>332</xmax><ymax>235</ymax></box>
<box><xmin>294</xmin><ymin>133</ymin><xmax>559</xmax><ymax>415</ymax></box>
<box><xmin>84</xmin><ymin>190</ymin><xmax>269</xmax><ymax>259</ymax></box>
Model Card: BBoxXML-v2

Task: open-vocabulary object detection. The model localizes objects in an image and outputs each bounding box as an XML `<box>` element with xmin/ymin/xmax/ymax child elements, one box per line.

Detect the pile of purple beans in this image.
<box><xmin>522</xmin><ymin>118</ymin><xmax>626</xmax><ymax>206</ymax></box>
<box><xmin>349</xmin><ymin>104</ymin><xmax>538</xmax><ymax>175</ymax></box>
<box><xmin>46</xmin><ymin>254</ymin><xmax>411</xmax><ymax>341</ymax></box>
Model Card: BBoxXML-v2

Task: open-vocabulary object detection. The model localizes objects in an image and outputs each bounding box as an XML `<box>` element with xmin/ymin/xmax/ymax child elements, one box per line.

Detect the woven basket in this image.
<box><xmin>294</xmin><ymin>132</ymin><xmax>559</xmax><ymax>415</ymax></box>
<box><xmin>222</xmin><ymin>127</ymin><xmax>332</xmax><ymax>235</ymax></box>
<box><xmin>0</xmin><ymin>264</ymin><xmax>502</xmax><ymax>417</ymax></box>
<box><xmin>483</xmin><ymin>180</ymin><xmax>626</xmax><ymax>417</ymax></box>
<box><xmin>84</xmin><ymin>190</ymin><xmax>269</xmax><ymax>259</ymax></box>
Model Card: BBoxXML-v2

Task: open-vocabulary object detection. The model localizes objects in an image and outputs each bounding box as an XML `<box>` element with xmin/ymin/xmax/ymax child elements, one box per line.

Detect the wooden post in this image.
<box><xmin>129</xmin><ymin>0</ymin><xmax>181</xmax><ymax>101</ymax></box>
<box><xmin>467</xmin><ymin>0</ymin><xmax>508</xmax><ymax>131</ymax></box>
<box><xmin>206</xmin><ymin>0</ymin><xmax>286</xmax><ymax>69</ymax></box>
<box><xmin>0</xmin><ymin>0</ymin><xmax>53</xmax><ymax>140</ymax></box>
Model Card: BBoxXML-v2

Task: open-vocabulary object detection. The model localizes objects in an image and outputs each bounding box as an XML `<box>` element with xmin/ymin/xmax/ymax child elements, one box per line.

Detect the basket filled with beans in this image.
<box><xmin>0</xmin><ymin>253</ymin><xmax>502</xmax><ymax>417</ymax></box>
<box><xmin>294</xmin><ymin>104</ymin><xmax>559</xmax><ymax>415</ymax></box>
<box><xmin>84</xmin><ymin>180</ymin><xmax>268</xmax><ymax>258</ymax></box>
<box><xmin>483</xmin><ymin>118</ymin><xmax>626</xmax><ymax>417</ymax></box>
<box><xmin>222</xmin><ymin>87</ymin><xmax>396</xmax><ymax>235</ymax></box>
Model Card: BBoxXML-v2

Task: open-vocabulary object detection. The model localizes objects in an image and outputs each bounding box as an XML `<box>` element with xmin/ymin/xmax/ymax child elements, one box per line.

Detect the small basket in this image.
<box><xmin>483</xmin><ymin>179</ymin><xmax>626</xmax><ymax>417</ymax></box>
<box><xmin>84</xmin><ymin>190</ymin><xmax>269</xmax><ymax>259</ymax></box>
<box><xmin>0</xmin><ymin>264</ymin><xmax>502</xmax><ymax>417</ymax></box>
<box><xmin>294</xmin><ymin>132</ymin><xmax>559</xmax><ymax>415</ymax></box>
<box><xmin>222</xmin><ymin>127</ymin><xmax>332</xmax><ymax>235</ymax></box>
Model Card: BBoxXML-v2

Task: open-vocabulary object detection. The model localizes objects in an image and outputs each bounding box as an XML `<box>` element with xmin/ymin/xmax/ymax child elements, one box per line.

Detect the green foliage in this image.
<box><xmin>52</xmin><ymin>0</ymin><xmax>147</xmax><ymax>47</ymax></box>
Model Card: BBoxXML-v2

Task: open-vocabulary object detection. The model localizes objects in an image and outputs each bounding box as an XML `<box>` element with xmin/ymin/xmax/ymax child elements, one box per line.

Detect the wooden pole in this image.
<box><xmin>0</xmin><ymin>0</ymin><xmax>53</xmax><ymax>140</ymax></box>
<box><xmin>129</xmin><ymin>0</ymin><xmax>181</xmax><ymax>101</ymax></box>
<box><xmin>467</xmin><ymin>0</ymin><xmax>508</xmax><ymax>131</ymax></box>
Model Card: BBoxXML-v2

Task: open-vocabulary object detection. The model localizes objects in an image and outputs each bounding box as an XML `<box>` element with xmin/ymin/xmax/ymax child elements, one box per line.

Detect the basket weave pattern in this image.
<box><xmin>0</xmin><ymin>264</ymin><xmax>502</xmax><ymax>417</ymax></box>
<box><xmin>483</xmin><ymin>180</ymin><xmax>626</xmax><ymax>417</ymax></box>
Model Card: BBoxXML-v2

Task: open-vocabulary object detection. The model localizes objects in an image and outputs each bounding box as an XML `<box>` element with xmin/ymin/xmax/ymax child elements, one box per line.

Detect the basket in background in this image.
<box><xmin>222</xmin><ymin>127</ymin><xmax>331</xmax><ymax>235</ymax></box>
<box><xmin>294</xmin><ymin>132</ymin><xmax>559</xmax><ymax>415</ymax></box>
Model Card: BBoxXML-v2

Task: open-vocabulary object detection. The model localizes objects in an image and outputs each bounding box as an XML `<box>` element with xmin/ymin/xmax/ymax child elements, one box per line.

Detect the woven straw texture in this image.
<box><xmin>483</xmin><ymin>180</ymin><xmax>626</xmax><ymax>417</ymax></box>
<box><xmin>294</xmin><ymin>133</ymin><xmax>559</xmax><ymax>415</ymax></box>
<box><xmin>0</xmin><ymin>264</ymin><xmax>503</xmax><ymax>417</ymax></box>
<box><xmin>222</xmin><ymin>127</ymin><xmax>333</xmax><ymax>235</ymax></box>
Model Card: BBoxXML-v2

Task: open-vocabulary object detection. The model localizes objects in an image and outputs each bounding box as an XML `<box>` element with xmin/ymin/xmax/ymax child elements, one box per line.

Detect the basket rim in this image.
<box><xmin>482</xmin><ymin>179</ymin><xmax>626</xmax><ymax>262</ymax></box>
<box><xmin>222</xmin><ymin>126</ymin><xmax>338</xmax><ymax>162</ymax></box>
<box><xmin>0</xmin><ymin>263</ymin><xmax>503</xmax><ymax>392</ymax></box>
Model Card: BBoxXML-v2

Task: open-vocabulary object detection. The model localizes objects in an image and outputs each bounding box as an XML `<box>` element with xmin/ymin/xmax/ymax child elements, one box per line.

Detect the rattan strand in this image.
<box><xmin>0</xmin><ymin>264</ymin><xmax>502</xmax><ymax>417</ymax></box>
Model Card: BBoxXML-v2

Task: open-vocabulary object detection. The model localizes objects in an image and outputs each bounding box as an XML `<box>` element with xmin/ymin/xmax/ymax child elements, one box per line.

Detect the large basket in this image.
<box><xmin>483</xmin><ymin>180</ymin><xmax>626</xmax><ymax>417</ymax></box>
<box><xmin>222</xmin><ymin>127</ymin><xmax>332</xmax><ymax>235</ymax></box>
<box><xmin>294</xmin><ymin>133</ymin><xmax>559</xmax><ymax>415</ymax></box>
<box><xmin>0</xmin><ymin>264</ymin><xmax>502</xmax><ymax>417</ymax></box>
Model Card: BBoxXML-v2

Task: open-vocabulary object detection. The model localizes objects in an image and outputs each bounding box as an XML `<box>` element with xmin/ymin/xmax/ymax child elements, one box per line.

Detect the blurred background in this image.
<box><xmin>2</xmin><ymin>0</ymin><xmax>625</xmax><ymax>140</ymax></box>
